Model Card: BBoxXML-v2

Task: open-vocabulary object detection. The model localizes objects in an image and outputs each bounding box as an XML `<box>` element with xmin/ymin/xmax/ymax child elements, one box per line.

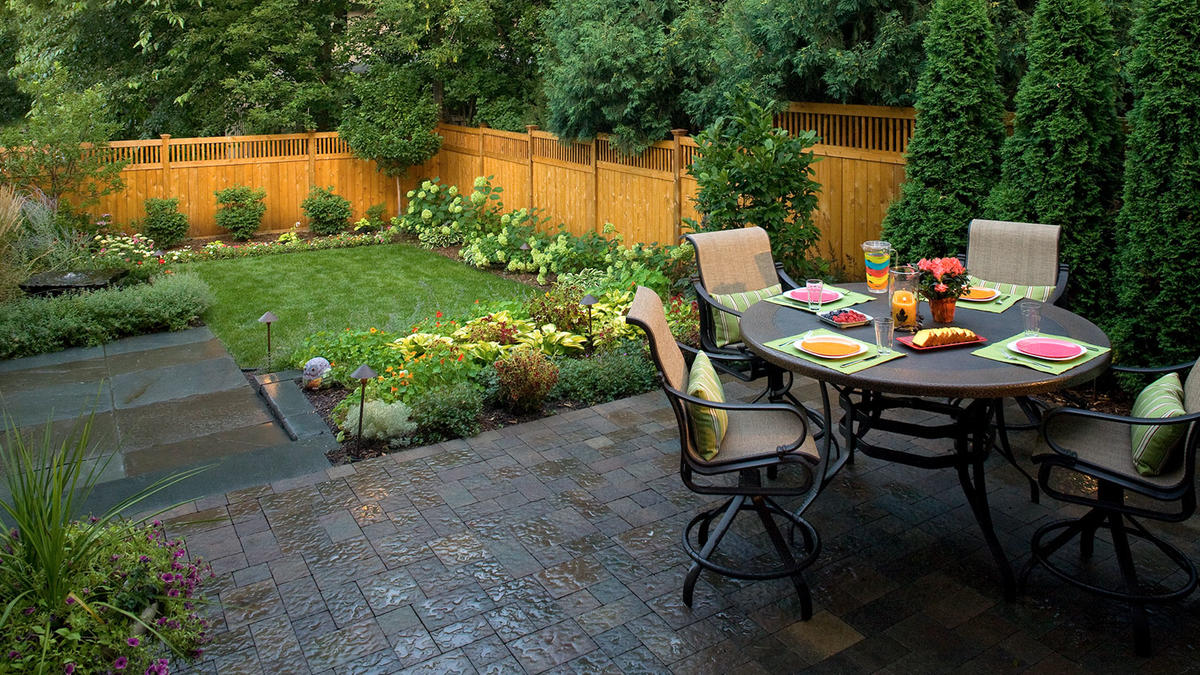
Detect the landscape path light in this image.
<box><xmin>258</xmin><ymin>311</ymin><xmax>278</xmax><ymax>370</ymax></box>
<box><xmin>580</xmin><ymin>294</ymin><xmax>598</xmax><ymax>354</ymax></box>
<box><xmin>350</xmin><ymin>364</ymin><xmax>377</xmax><ymax>455</ymax></box>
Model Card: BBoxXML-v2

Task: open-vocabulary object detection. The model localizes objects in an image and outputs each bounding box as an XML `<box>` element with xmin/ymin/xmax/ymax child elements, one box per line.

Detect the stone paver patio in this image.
<box><xmin>159</xmin><ymin>378</ymin><xmax>1200</xmax><ymax>674</ymax></box>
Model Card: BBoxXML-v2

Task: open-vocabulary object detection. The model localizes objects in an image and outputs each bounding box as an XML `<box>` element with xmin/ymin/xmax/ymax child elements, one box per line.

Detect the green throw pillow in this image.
<box><xmin>967</xmin><ymin>276</ymin><xmax>1054</xmax><ymax>303</ymax></box>
<box><xmin>687</xmin><ymin>351</ymin><xmax>728</xmax><ymax>461</ymax></box>
<box><xmin>1131</xmin><ymin>373</ymin><xmax>1188</xmax><ymax>476</ymax></box>
<box><xmin>711</xmin><ymin>284</ymin><xmax>782</xmax><ymax>347</ymax></box>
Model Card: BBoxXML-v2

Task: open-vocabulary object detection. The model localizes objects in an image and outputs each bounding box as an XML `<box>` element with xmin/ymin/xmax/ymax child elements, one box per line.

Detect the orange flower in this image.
<box><xmin>390</xmin><ymin>386</ymin><xmax>398</xmax><ymax>392</ymax></box>
<box><xmin>435</xmin><ymin>310</ymin><xmax>443</xmax><ymax>318</ymax></box>
<box><xmin>370</xmin><ymin>327</ymin><xmax>378</xmax><ymax>333</ymax></box>
<box><xmin>457</xmin><ymin>353</ymin><xmax>464</xmax><ymax>362</ymax></box>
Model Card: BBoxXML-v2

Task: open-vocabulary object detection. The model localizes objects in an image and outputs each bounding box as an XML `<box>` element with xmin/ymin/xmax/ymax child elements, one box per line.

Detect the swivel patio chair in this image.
<box><xmin>1020</xmin><ymin>358</ymin><xmax>1200</xmax><ymax>656</ymax></box>
<box><xmin>626</xmin><ymin>286</ymin><xmax>838</xmax><ymax>619</ymax></box>
<box><xmin>960</xmin><ymin>218</ymin><xmax>1071</xmax><ymax>500</ymax></box>
<box><xmin>684</xmin><ymin>227</ymin><xmax>802</xmax><ymax>405</ymax></box>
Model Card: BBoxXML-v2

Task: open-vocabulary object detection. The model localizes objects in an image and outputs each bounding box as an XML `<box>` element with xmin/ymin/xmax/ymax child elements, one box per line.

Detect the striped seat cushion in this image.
<box><xmin>711</xmin><ymin>284</ymin><xmax>782</xmax><ymax>347</ymax></box>
<box><xmin>687</xmin><ymin>351</ymin><xmax>728</xmax><ymax>461</ymax></box>
<box><xmin>967</xmin><ymin>276</ymin><xmax>1054</xmax><ymax>303</ymax></box>
<box><xmin>1131</xmin><ymin>373</ymin><xmax>1188</xmax><ymax>476</ymax></box>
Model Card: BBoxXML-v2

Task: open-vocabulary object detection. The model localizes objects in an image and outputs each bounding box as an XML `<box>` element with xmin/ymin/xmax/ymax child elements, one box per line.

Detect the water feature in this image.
<box><xmin>19</xmin><ymin>268</ymin><xmax>129</xmax><ymax>296</ymax></box>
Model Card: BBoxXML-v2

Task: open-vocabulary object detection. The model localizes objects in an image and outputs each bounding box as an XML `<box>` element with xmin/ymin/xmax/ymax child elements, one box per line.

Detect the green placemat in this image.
<box><xmin>764</xmin><ymin>286</ymin><xmax>875</xmax><ymax>313</ymax></box>
<box><xmin>972</xmin><ymin>333</ymin><xmax>1110</xmax><ymax>374</ymax></box>
<box><xmin>764</xmin><ymin>328</ymin><xmax>906</xmax><ymax>374</ymax></box>
<box><xmin>955</xmin><ymin>293</ymin><xmax>1021</xmax><ymax>314</ymax></box>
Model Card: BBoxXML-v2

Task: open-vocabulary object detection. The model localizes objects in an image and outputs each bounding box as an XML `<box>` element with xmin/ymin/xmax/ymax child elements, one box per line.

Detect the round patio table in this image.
<box><xmin>739</xmin><ymin>283</ymin><xmax>1112</xmax><ymax>599</ymax></box>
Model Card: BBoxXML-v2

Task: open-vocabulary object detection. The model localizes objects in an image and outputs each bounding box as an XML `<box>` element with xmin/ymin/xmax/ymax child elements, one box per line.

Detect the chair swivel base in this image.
<box><xmin>1022</xmin><ymin>512</ymin><xmax>1199</xmax><ymax>656</ymax></box>
<box><xmin>682</xmin><ymin>494</ymin><xmax>821</xmax><ymax>619</ymax></box>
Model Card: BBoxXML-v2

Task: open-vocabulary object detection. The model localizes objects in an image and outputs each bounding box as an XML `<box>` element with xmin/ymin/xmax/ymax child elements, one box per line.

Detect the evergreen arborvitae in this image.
<box><xmin>985</xmin><ymin>0</ymin><xmax>1121</xmax><ymax>318</ymax></box>
<box><xmin>1111</xmin><ymin>0</ymin><xmax>1200</xmax><ymax>366</ymax></box>
<box><xmin>880</xmin><ymin>0</ymin><xmax>1005</xmax><ymax>259</ymax></box>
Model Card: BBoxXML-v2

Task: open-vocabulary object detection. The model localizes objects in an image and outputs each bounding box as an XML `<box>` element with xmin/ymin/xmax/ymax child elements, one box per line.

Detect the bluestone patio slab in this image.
<box><xmin>115</xmin><ymin>388</ymin><xmax>279</xmax><ymax>452</ymax></box>
<box><xmin>110</xmin><ymin>356</ymin><xmax>247</xmax><ymax>408</ymax></box>
<box><xmin>123</xmin><ymin>421</ymin><xmax>291</xmax><ymax>476</ymax></box>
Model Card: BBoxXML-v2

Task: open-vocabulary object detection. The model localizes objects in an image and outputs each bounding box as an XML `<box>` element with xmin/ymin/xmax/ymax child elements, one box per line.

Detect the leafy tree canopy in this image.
<box><xmin>337</xmin><ymin>66</ymin><xmax>443</xmax><ymax>176</ymax></box>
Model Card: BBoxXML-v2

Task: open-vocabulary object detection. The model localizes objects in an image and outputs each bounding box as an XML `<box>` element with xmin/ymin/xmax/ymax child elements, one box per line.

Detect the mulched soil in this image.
<box><xmin>303</xmin><ymin>384</ymin><xmax>587</xmax><ymax>464</ymax></box>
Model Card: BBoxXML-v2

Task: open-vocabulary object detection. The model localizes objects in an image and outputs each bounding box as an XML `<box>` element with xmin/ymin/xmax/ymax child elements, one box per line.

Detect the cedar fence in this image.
<box><xmin>92</xmin><ymin>102</ymin><xmax>915</xmax><ymax>276</ymax></box>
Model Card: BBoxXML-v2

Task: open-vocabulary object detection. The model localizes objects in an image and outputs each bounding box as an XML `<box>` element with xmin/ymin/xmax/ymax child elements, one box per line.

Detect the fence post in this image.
<box><xmin>671</xmin><ymin>129</ymin><xmax>686</xmax><ymax>244</ymax></box>
<box><xmin>306</xmin><ymin>130</ymin><xmax>317</xmax><ymax>189</ymax></box>
<box><xmin>525</xmin><ymin>125</ymin><xmax>537</xmax><ymax>213</ymax></box>
<box><xmin>159</xmin><ymin>135</ymin><xmax>172</xmax><ymax>199</ymax></box>
<box><xmin>477</xmin><ymin>124</ymin><xmax>486</xmax><ymax>179</ymax></box>
<box><xmin>590</xmin><ymin>138</ymin><xmax>599</xmax><ymax>234</ymax></box>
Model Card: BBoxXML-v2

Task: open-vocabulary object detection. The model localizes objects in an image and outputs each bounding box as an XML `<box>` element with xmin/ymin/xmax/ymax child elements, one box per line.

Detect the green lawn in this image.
<box><xmin>190</xmin><ymin>244</ymin><xmax>535</xmax><ymax>367</ymax></box>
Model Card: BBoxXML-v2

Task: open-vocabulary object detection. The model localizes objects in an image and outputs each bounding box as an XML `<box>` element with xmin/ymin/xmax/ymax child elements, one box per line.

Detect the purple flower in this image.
<box><xmin>161</xmin><ymin>573</ymin><xmax>173</xmax><ymax>582</ymax></box>
<box><xmin>89</xmin><ymin>516</ymin><xmax>99</xmax><ymax>523</ymax></box>
<box><xmin>152</xmin><ymin>520</ymin><xmax>161</xmax><ymax>526</ymax></box>
<box><xmin>127</xmin><ymin>637</ymin><xmax>139</xmax><ymax>647</ymax></box>
<box><xmin>7</xmin><ymin>650</ymin><xmax>19</xmax><ymax>659</ymax></box>
<box><xmin>64</xmin><ymin>664</ymin><xmax>75</xmax><ymax>674</ymax></box>
<box><xmin>65</xmin><ymin>596</ymin><xmax>75</xmax><ymax>605</ymax></box>
<box><xmin>111</xmin><ymin>554</ymin><xmax>121</xmax><ymax>561</ymax></box>
<box><xmin>139</xmin><ymin>555</ymin><xmax>151</xmax><ymax>563</ymax></box>
<box><xmin>21</xmin><ymin>607</ymin><xmax>33</xmax><ymax>615</ymax></box>
<box><xmin>114</xmin><ymin>656</ymin><xmax>128</xmax><ymax>669</ymax></box>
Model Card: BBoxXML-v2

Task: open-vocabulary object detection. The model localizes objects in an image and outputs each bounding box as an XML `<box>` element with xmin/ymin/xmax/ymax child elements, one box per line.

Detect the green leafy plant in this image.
<box><xmin>881</xmin><ymin>0</ymin><xmax>1006</xmax><ymax>259</ymax></box>
<box><xmin>525</xmin><ymin>281</ymin><xmax>589</xmax><ymax>333</ymax></box>
<box><xmin>0</xmin><ymin>272</ymin><xmax>212</xmax><ymax>360</ymax></box>
<box><xmin>353</xmin><ymin>203</ymin><xmax>388</xmax><ymax>233</ymax></box>
<box><xmin>494</xmin><ymin>348</ymin><xmax>559</xmax><ymax>413</ymax></box>
<box><xmin>1110</xmin><ymin>0</ymin><xmax>1200</xmax><ymax>368</ymax></box>
<box><xmin>339</xmin><ymin>65</ymin><xmax>442</xmax><ymax>175</ymax></box>
<box><xmin>399</xmin><ymin>176</ymin><xmax>505</xmax><ymax>249</ymax></box>
<box><xmin>340</xmin><ymin>399</ymin><xmax>417</xmax><ymax>444</ymax></box>
<box><xmin>410</xmin><ymin>381</ymin><xmax>482</xmax><ymax>443</ymax></box>
<box><xmin>301</xmin><ymin>186</ymin><xmax>353</xmax><ymax>235</ymax></box>
<box><xmin>984</xmin><ymin>0</ymin><xmax>1121</xmax><ymax>318</ymax></box>
<box><xmin>687</xmin><ymin>91</ymin><xmax>824</xmax><ymax>278</ymax></box>
<box><xmin>139</xmin><ymin>197</ymin><xmax>190</xmax><ymax>249</ymax></box>
<box><xmin>551</xmin><ymin>349</ymin><xmax>658</xmax><ymax>406</ymax></box>
<box><xmin>214</xmin><ymin>185</ymin><xmax>267</xmax><ymax>241</ymax></box>
<box><xmin>0</xmin><ymin>414</ymin><xmax>210</xmax><ymax>671</ymax></box>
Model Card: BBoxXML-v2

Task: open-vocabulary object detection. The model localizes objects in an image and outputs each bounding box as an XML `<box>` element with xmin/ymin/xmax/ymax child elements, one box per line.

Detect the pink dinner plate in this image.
<box><xmin>1009</xmin><ymin>337</ymin><xmax>1085</xmax><ymax>361</ymax></box>
<box><xmin>787</xmin><ymin>288</ymin><xmax>843</xmax><ymax>304</ymax></box>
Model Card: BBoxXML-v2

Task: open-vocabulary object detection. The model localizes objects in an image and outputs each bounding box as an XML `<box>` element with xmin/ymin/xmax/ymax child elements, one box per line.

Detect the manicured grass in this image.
<box><xmin>190</xmin><ymin>244</ymin><xmax>535</xmax><ymax>367</ymax></box>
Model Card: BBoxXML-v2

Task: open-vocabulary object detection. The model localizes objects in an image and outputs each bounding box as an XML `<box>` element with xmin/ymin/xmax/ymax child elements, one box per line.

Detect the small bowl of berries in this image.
<box><xmin>816</xmin><ymin>308</ymin><xmax>872</xmax><ymax>329</ymax></box>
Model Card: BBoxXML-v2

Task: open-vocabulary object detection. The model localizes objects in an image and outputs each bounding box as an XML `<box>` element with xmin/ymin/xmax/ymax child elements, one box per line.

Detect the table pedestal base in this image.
<box><xmin>831</xmin><ymin>385</ymin><xmax>1017</xmax><ymax>601</ymax></box>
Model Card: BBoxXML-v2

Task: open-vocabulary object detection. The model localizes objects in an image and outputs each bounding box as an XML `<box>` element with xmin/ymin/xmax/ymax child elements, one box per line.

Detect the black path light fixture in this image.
<box><xmin>350</xmin><ymin>364</ymin><xmax>377</xmax><ymax>454</ymax></box>
<box><xmin>258</xmin><ymin>311</ymin><xmax>278</xmax><ymax>370</ymax></box>
<box><xmin>580</xmin><ymin>294</ymin><xmax>598</xmax><ymax>354</ymax></box>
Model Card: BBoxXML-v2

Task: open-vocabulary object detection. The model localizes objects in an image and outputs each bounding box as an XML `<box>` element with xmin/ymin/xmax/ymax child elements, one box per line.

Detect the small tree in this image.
<box><xmin>687</xmin><ymin>93</ymin><xmax>823</xmax><ymax>278</ymax></box>
<box><xmin>1110</xmin><ymin>0</ymin><xmax>1200</xmax><ymax>366</ymax></box>
<box><xmin>0</xmin><ymin>67</ymin><xmax>124</xmax><ymax>222</ymax></box>
<box><xmin>984</xmin><ymin>0</ymin><xmax>1121</xmax><ymax>318</ymax></box>
<box><xmin>139</xmin><ymin>197</ymin><xmax>190</xmax><ymax>248</ymax></box>
<box><xmin>880</xmin><ymin>0</ymin><xmax>1005</xmax><ymax>259</ymax></box>
<box><xmin>338</xmin><ymin>65</ymin><xmax>443</xmax><ymax>177</ymax></box>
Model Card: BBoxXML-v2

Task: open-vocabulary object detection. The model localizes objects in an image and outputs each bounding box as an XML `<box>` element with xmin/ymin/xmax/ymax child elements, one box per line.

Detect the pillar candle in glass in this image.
<box><xmin>889</xmin><ymin>265</ymin><xmax>919</xmax><ymax>332</ymax></box>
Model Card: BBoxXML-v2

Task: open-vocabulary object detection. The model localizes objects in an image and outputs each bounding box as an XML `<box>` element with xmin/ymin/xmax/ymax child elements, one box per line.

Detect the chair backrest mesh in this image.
<box><xmin>626</xmin><ymin>286</ymin><xmax>687</xmax><ymax>392</ymax></box>
<box><xmin>966</xmin><ymin>219</ymin><xmax>1061</xmax><ymax>286</ymax></box>
<box><xmin>1185</xmin><ymin>359</ymin><xmax>1200</xmax><ymax>414</ymax></box>
<box><xmin>685</xmin><ymin>227</ymin><xmax>778</xmax><ymax>295</ymax></box>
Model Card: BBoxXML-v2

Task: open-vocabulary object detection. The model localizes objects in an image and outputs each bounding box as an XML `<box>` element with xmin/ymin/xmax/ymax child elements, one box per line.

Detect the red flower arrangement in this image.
<box><xmin>916</xmin><ymin>257</ymin><xmax>970</xmax><ymax>300</ymax></box>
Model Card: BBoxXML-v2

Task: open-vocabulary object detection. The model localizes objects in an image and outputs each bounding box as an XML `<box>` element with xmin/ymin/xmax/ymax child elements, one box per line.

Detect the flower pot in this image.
<box><xmin>928</xmin><ymin>297</ymin><xmax>957</xmax><ymax>323</ymax></box>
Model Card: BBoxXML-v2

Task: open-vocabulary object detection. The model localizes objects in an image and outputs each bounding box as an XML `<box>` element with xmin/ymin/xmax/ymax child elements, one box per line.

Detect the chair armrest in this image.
<box><xmin>692</xmin><ymin>281</ymin><xmax>743</xmax><ymax>318</ymax></box>
<box><xmin>1040</xmin><ymin>405</ymin><xmax>1200</xmax><ymax>461</ymax></box>
<box><xmin>1049</xmin><ymin>263</ymin><xmax>1069</xmax><ymax>305</ymax></box>
<box><xmin>677</xmin><ymin>342</ymin><xmax>756</xmax><ymax>364</ymax></box>
<box><xmin>665</xmin><ymin>383</ymin><xmax>810</xmax><ymax>454</ymax></box>
<box><xmin>1112</xmin><ymin>361</ymin><xmax>1197</xmax><ymax>377</ymax></box>
<box><xmin>775</xmin><ymin>263</ymin><xmax>800</xmax><ymax>291</ymax></box>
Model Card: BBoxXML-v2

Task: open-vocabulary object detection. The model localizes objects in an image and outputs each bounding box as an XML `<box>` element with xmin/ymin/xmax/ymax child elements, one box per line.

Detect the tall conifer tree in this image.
<box><xmin>1111</xmin><ymin>0</ymin><xmax>1200</xmax><ymax>365</ymax></box>
<box><xmin>880</xmin><ymin>0</ymin><xmax>1005</xmax><ymax>258</ymax></box>
<box><xmin>985</xmin><ymin>0</ymin><xmax>1121</xmax><ymax>317</ymax></box>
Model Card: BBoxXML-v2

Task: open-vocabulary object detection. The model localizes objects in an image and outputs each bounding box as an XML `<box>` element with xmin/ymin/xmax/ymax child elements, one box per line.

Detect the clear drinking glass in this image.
<box><xmin>1020</xmin><ymin>301</ymin><xmax>1041</xmax><ymax>336</ymax></box>
<box><xmin>874</xmin><ymin>317</ymin><xmax>894</xmax><ymax>355</ymax></box>
<box><xmin>806</xmin><ymin>279</ymin><xmax>824</xmax><ymax>311</ymax></box>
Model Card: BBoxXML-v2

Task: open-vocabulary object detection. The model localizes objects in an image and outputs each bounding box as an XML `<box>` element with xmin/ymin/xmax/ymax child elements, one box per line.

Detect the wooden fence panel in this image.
<box><xmin>81</xmin><ymin>103</ymin><xmax>915</xmax><ymax>274</ymax></box>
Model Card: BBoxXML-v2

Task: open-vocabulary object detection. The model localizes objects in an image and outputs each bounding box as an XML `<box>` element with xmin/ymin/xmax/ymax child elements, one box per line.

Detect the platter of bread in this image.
<box><xmin>896</xmin><ymin>327</ymin><xmax>986</xmax><ymax>350</ymax></box>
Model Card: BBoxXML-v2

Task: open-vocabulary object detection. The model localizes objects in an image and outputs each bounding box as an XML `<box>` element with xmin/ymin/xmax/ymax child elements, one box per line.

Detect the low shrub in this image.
<box><xmin>411</xmin><ymin>381</ymin><xmax>482</xmax><ymax>443</ymax></box>
<box><xmin>167</xmin><ymin>227</ymin><xmax>402</xmax><ymax>262</ymax></box>
<box><xmin>341</xmin><ymin>399</ymin><xmax>417</xmax><ymax>443</ymax></box>
<box><xmin>525</xmin><ymin>280</ymin><xmax>589</xmax><ymax>333</ymax></box>
<box><xmin>551</xmin><ymin>349</ymin><xmax>658</xmax><ymax>406</ymax></box>
<box><xmin>301</xmin><ymin>186</ymin><xmax>353</xmax><ymax>235</ymax></box>
<box><xmin>398</xmin><ymin>176</ymin><xmax>505</xmax><ymax>248</ymax></box>
<box><xmin>214</xmin><ymin>185</ymin><xmax>267</xmax><ymax>241</ymax></box>
<box><xmin>364</xmin><ymin>203</ymin><xmax>387</xmax><ymax>231</ymax></box>
<box><xmin>0</xmin><ymin>272</ymin><xmax>212</xmax><ymax>359</ymax></box>
<box><xmin>140</xmin><ymin>197</ymin><xmax>190</xmax><ymax>248</ymax></box>
<box><xmin>494</xmin><ymin>349</ymin><xmax>559</xmax><ymax>413</ymax></box>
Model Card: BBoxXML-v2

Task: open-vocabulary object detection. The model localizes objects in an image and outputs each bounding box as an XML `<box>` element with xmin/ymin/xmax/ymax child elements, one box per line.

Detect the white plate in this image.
<box><xmin>787</xmin><ymin>288</ymin><xmax>844</xmax><ymax>305</ymax></box>
<box><xmin>793</xmin><ymin>334</ymin><xmax>868</xmax><ymax>359</ymax></box>
<box><xmin>959</xmin><ymin>287</ymin><xmax>1001</xmax><ymax>302</ymax></box>
<box><xmin>1007</xmin><ymin>337</ymin><xmax>1085</xmax><ymax>361</ymax></box>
